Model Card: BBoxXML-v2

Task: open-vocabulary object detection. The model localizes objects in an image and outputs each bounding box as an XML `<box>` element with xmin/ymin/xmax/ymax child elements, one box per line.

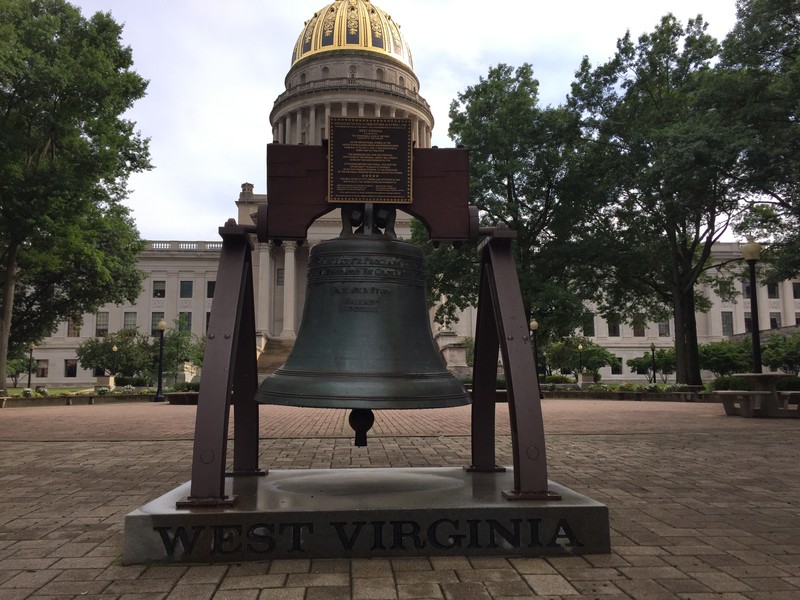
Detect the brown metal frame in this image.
<box><xmin>468</xmin><ymin>228</ymin><xmax>560</xmax><ymax>500</ymax></box>
<box><xmin>178</xmin><ymin>145</ymin><xmax>559</xmax><ymax>506</ymax></box>
<box><xmin>178</xmin><ymin>221</ymin><xmax>264</xmax><ymax>507</ymax></box>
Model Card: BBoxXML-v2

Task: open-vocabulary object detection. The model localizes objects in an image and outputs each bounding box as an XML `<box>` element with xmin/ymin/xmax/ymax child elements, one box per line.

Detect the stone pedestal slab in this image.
<box><xmin>123</xmin><ymin>467</ymin><xmax>609</xmax><ymax>564</ymax></box>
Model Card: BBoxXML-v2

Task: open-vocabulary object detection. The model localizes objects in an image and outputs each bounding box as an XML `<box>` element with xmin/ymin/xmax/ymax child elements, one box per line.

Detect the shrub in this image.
<box><xmin>115</xmin><ymin>375</ymin><xmax>151</xmax><ymax>387</ymax></box>
<box><xmin>121</xmin><ymin>385</ymin><xmax>136</xmax><ymax>394</ymax></box>
<box><xmin>35</xmin><ymin>386</ymin><xmax>48</xmax><ymax>397</ymax></box>
<box><xmin>171</xmin><ymin>381</ymin><xmax>200</xmax><ymax>392</ymax></box>
<box><xmin>22</xmin><ymin>388</ymin><xmax>33</xmax><ymax>398</ymax></box>
<box><xmin>709</xmin><ymin>376</ymin><xmax>750</xmax><ymax>391</ymax></box>
<box><xmin>95</xmin><ymin>387</ymin><xmax>111</xmax><ymax>396</ymax></box>
<box><xmin>777</xmin><ymin>376</ymin><xmax>800</xmax><ymax>391</ymax></box>
<box><xmin>543</xmin><ymin>374</ymin><xmax>573</xmax><ymax>384</ymax></box>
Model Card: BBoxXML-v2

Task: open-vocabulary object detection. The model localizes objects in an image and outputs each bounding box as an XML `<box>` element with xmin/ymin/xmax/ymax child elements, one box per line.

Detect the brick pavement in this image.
<box><xmin>0</xmin><ymin>400</ymin><xmax>798</xmax><ymax>599</ymax></box>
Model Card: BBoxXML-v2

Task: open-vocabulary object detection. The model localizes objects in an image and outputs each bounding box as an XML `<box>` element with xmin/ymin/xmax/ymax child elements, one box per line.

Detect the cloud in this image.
<box><xmin>70</xmin><ymin>0</ymin><xmax>738</xmax><ymax>240</ymax></box>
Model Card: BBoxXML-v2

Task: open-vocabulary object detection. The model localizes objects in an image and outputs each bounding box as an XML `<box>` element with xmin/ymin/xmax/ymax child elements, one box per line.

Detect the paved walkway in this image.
<box><xmin>1</xmin><ymin>400</ymin><xmax>799</xmax><ymax>599</ymax></box>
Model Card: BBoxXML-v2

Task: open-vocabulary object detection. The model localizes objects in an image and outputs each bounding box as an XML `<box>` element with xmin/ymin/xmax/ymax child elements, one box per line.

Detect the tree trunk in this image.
<box><xmin>673</xmin><ymin>286</ymin><xmax>703</xmax><ymax>385</ymax></box>
<box><xmin>0</xmin><ymin>242</ymin><xmax>20</xmax><ymax>395</ymax></box>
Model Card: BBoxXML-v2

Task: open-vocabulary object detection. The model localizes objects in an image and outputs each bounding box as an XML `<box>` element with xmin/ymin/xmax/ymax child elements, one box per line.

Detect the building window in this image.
<box><xmin>611</xmin><ymin>357</ymin><xmax>622</xmax><ymax>375</ymax></box>
<box><xmin>633</xmin><ymin>324</ymin><xmax>645</xmax><ymax>337</ymax></box>
<box><xmin>207</xmin><ymin>281</ymin><xmax>216</xmax><ymax>298</ymax></box>
<box><xmin>744</xmin><ymin>312</ymin><xmax>752</xmax><ymax>334</ymax></box>
<box><xmin>276</xmin><ymin>269</ymin><xmax>285</xmax><ymax>286</ymax></box>
<box><xmin>793</xmin><ymin>282</ymin><xmax>800</xmax><ymax>299</ymax></box>
<box><xmin>67</xmin><ymin>319</ymin><xmax>81</xmax><ymax>337</ymax></box>
<box><xmin>123</xmin><ymin>312</ymin><xmax>137</xmax><ymax>330</ymax></box>
<box><xmin>36</xmin><ymin>360</ymin><xmax>48</xmax><ymax>378</ymax></box>
<box><xmin>767</xmin><ymin>283</ymin><xmax>780</xmax><ymax>299</ymax></box>
<box><xmin>796</xmin><ymin>312</ymin><xmax>800</xmax><ymax>326</ymax></box>
<box><xmin>742</xmin><ymin>281</ymin><xmax>752</xmax><ymax>299</ymax></box>
<box><xmin>179</xmin><ymin>281</ymin><xmax>193</xmax><ymax>298</ymax></box>
<box><xmin>206</xmin><ymin>311</ymin><xmax>212</xmax><ymax>331</ymax></box>
<box><xmin>658</xmin><ymin>321</ymin><xmax>671</xmax><ymax>337</ymax></box>
<box><xmin>95</xmin><ymin>312</ymin><xmax>109</xmax><ymax>337</ymax></box>
<box><xmin>770</xmin><ymin>312</ymin><xmax>781</xmax><ymax>329</ymax></box>
<box><xmin>153</xmin><ymin>280</ymin><xmax>166</xmax><ymax>298</ymax></box>
<box><xmin>178</xmin><ymin>312</ymin><xmax>192</xmax><ymax>332</ymax></box>
<box><xmin>607</xmin><ymin>322</ymin><xmax>620</xmax><ymax>337</ymax></box>
<box><xmin>151</xmin><ymin>312</ymin><xmax>165</xmax><ymax>336</ymax></box>
<box><xmin>721</xmin><ymin>311</ymin><xmax>734</xmax><ymax>337</ymax></box>
<box><xmin>582</xmin><ymin>314</ymin><xmax>595</xmax><ymax>337</ymax></box>
<box><xmin>64</xmin><ymin>359</ymin><xmax>77</xmax><ymax>378</ymax></box>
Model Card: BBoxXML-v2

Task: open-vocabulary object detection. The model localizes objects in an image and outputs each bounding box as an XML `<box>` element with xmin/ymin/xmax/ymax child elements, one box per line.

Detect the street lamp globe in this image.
<box><xmin>742</xmin><ymin>237</ymin><xmax>762</xmax><ymax>262</ymax></box>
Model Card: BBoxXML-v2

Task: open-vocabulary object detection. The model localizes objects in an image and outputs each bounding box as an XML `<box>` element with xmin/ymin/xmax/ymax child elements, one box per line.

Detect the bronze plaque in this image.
<box><xmin>329</xmin><ymin>117</ymin><xmax>412</xmax><ymax>204</ymax></box>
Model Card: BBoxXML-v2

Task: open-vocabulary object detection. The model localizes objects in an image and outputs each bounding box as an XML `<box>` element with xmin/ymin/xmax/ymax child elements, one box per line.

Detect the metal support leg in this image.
<box><xmin>178</xmin><ymin>223</ymin><xmax>263</xmax><ymax>507</ymax></box>
<box><xmin>470</xmin><ymin>232</ymin><xmax>560</xmax><ymax>500</ymax></box>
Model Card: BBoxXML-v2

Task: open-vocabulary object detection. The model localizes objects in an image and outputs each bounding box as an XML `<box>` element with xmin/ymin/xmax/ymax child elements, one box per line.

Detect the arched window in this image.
<box><xmin>376</xmin><ymin>68</ymin><xmax>385</xmax><ymax>81</ymax></box>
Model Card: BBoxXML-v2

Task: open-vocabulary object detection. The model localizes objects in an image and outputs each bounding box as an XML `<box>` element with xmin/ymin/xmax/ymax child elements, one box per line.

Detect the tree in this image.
<box><xmin>159</xmin><ymin>316</ymin><xmax>205</xmax><ymax>385</ymax></box>
<box><xmin>6</xmin><ymin>356</ymin><xmax>27</xmax><ymax>388</ymax></box>
<box><xmin>75</xmin><ymin>329</ymin><xmax>152</xmax><ymax>378</ymax></box>
<box><xmin>698</xmin><ymin>339</ymin><xmax>751</xmax><ymax>378</ymax></box>
<box><xmin>627</xmin><ymin>348</ymin><xmax>677</xmax><ymax>383</ymax></box>
<box><xmin>443</xmin><ymin>63</ymin><xmax>587</xmax><ymax>341</ymax></box>
<box><xmin>761</xmin><ymin>332</ymin><xmax>800</xmax><ymax>375</ymax></box>
<box><xmin>546</xmin><ymin>337</ymin><xmax>619</xmax><ymax>382</ymax></box>
<box><xmin>568</xmin><ymin>15</ymin><xmax>745</xmax><ymax>385</ymax></box>
<box><xmin>720</xmin><ymin>0</ymin><xmax>800</xmax><ymax>280</ymax></box>
<box><xmin>0</xmin><ymin>0</ymin><xmax>151</xmax><ymax>393</ymax></box>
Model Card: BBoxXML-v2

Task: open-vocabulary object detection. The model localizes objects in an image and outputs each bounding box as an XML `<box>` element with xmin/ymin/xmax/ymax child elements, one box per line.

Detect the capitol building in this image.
<box><xmin>24</xmin><ymin>0</ymin><xmax>800</xmax><ymax>387</ymax></box>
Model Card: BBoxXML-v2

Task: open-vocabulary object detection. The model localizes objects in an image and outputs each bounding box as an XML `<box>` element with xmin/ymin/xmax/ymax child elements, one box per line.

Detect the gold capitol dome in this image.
<box><xmin>292</xmin><ymin>0</ymin><xmax>413</xmax><ymax>70</ymax></box>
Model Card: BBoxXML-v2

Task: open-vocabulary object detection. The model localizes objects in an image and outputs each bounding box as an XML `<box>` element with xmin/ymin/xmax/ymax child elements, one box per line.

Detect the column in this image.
<box><xmin>309</xmin><ymin>105</ymin><xmax>317</xmax><ymax>145</ymax></box>
<box><xmin>323</xmin><ymin>104</ymin><xmax>331</xmax><ymax>141</ymax></box>
<box><xmin>341</xmin><ymin>102</ymin><xmax>348</xmax><ymax>117</ymax></box>
<box><xmin>284</xmin><ymin>115</ymin><xmax>291</xmax><ymax>144</ymax></box>
<box><xmin>280</xmin><ymin>242</ymin><xmax>298</xmax><ymax>339</ymax></box>
<box><xmin>358</xmin><ymin>102</ymin><xmax>365</xmax><ymax>117</ymax></box>
<box><xmin>256</xmin><ymin>243</ymin><xmax>273</xmax><ymax>336</ymax></box>
<box><xmin>277</xmin><ymin>120</ymin><xmax>284</xmax><ymax>144</ymax></box>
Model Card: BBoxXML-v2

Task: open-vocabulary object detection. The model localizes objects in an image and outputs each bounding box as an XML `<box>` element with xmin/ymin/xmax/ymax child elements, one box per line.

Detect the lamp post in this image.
<box><xmin>577</xmin><ymin>343</ymin><xmax>583</xmax><ymax>385</ymax></box>
<box><xmin>742</xmin><ymin>238</ymin><xmax>763</xmax><ymax>373</ymax></box>
<box><xmin>110</xmin><ymin>345</ymin><xmax>118</xmax><ymax>387</ymax></box>
<box><xmin>154</xmin><ymin>319</ymin><xmax>167</xmax><ymax>402</ymax></box>
<box><xmin>529</xmin><ymin>319</ymin><xmax>539</xmax><ymax>368</ymax></box>
<box><xmin>529</xmin><ymin>319</ymin><xmax>540</xmax><ymax>395</ymax></box>
<box><xmin>27</xmin><ymin>342</ymin><xmax>35</xmax><ymax>388</ymax></box>
<box><xmin>650</xmin><ymin>342</ymin><xmax>657</xmax><ymax>384</ymax></box>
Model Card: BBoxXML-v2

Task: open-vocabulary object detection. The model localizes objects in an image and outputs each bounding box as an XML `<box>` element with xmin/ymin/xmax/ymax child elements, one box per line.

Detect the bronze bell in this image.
<box><xmin>255</xmin><ymin>234</ymin><xmax>469</xmax><ymax>445</ymax></box>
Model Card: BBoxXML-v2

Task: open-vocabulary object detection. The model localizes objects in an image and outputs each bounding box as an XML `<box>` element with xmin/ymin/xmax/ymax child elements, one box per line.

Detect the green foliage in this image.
<box><xmin>5</xmin><ymin>356</ymin><xmax>27</xmax><ymax>387</ymax></box>
<box><xmin>444</xmin><ymin>63</ymin><xmax>587</xmax><ymax>339</ymax></box>
<box><xmin>761</xmin><ymin>332</ymin><xmax>800</xmax><ymax>375</ymax></box>
<box><xmin>567</xmin><ymin>15</ymin><xmax>747</xmax><ymax>385</ymax></box>
<box><xmin>626</xmin><ymin>348</ymin><xmax>677</xmax><ymax>383</ymax></box>
<box><xmin>543</xmin><ymin>374</ymin><xmax>573</xmax><ymax>384</ymax></box>
<box><xmin>410</xmin><ymin>220</ymin><xmax>478</xmax><ymax>327</ymax></box>
<box><xmin>546</xmin><ymin>338</ymin><xmax>619</xmax><ymax>378</ymax></box>
<box><xmin>708</xmin><ymin>376</ymin><xmax>750</xmax><ymax>391</ymax></box>
<box><xmin>721</xmin><ymin>0</ymin><xmax>800</xmax><ymax>280</ymax></box>
<box><xmin>776</xmin><ymin>376</ymin><xmax>800</xmax><ymax>391</ymax></box>
<box><xmin>158</xmin><ymin>316</ymin><xmax>205</xmax><ymax>383</ymax></box>
<box><xmin>698</xmin><ymin>339</ymin><xmax>752</xmax><ymax>378</ymax></box>
<box><xmin>0</xmin><ymin>0</ymin><xmax>151</xmax><ymax>393</ymax></box>
<box><xmin>171</xmin><ymin>381</ymin><xmax>200</xmax><ymax>392</ymax></box>
<box><xmin>75</xmin><ymin>329</ymin><xmax>152</xmax><ymax>377</ymax></box>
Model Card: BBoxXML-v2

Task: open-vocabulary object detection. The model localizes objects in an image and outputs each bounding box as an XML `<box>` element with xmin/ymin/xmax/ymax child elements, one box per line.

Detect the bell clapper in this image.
<box><xmin>349</xmin><ymin>409</ymin><xmax>375</xmax><ymax>447</ymax></box>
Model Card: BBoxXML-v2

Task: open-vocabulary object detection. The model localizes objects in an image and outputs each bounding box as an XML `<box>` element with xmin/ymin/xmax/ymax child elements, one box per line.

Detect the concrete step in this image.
<box><xmin>257</xmin><ymin>338</ymin><xmax>294</xmax><ymax>374</ymax></box>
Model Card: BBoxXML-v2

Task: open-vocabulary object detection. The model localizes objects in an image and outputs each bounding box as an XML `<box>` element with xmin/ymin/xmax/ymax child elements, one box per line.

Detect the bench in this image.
<box><xmin>711</xmin><ymin>390</ymin><xmax>772</xmax><ymax>417</ymax></box>
<box><xmin>776</xmin><ymin>391</ymin><xmax>800</xmax><ymax>416</ymax></box>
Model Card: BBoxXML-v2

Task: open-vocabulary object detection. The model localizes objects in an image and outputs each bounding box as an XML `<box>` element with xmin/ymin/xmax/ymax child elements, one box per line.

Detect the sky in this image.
<box><xmin>70</xmin><ymin>0</ymin><xmax>740</xmax><ymax>241</ymax></box>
